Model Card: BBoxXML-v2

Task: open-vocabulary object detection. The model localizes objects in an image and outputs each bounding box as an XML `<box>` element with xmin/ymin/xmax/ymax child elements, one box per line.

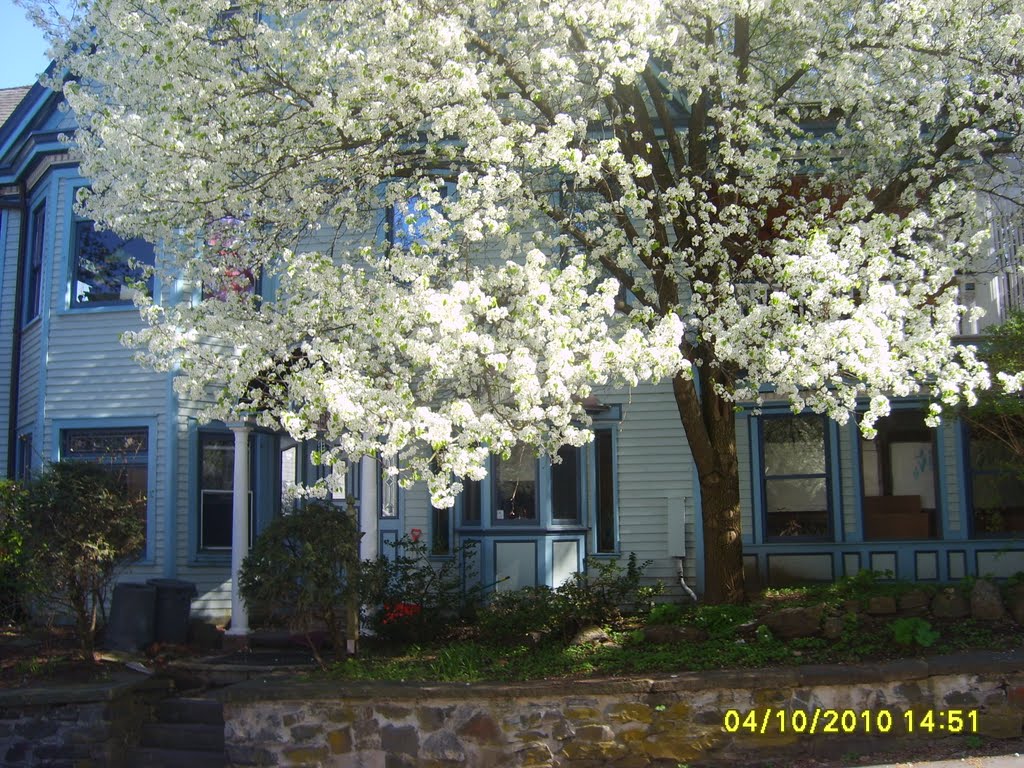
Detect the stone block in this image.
<box><xmin>1007</xmin><ymin>583</ymin><xmax>1024</xmax><ymax>625</ymax></box>
<box><xmin>421</xmin><ymin>730</ymin><xmax>466</xmax><ymax>763</ymax></box>
<box><xmin>328</xmin><ymin>727</ymin><xmax>353</xmax><ymax>754</ymax></box>
<box><xmin>573</xmin><ymin>724</ymin><xmax>615</xmax><ymax>742</ymax></box>
<box><xmin>560</xmin><ymin>739</ymin><xmax>626</xmax><ymax>761</ymax></box>
<box><xmin>14</xmin><ymin>719</ymin><xmax>58</xmax><ymax>740</ymax></box>
<box><xmin>970</xmin><ymin>579</ymin><xmax>1009</xmax><ymax>621</ymax></box>
<box><xmin>417</xmin><ymin>706</ymin><xmax>451</xmax><ymax>731</ymax></box>
<box><xmin>282</xmin><ymin>745</ymin><xmax>330</xmax><ymax>764</ymax></box>
<box><xmin>456</xmin><ymin>713</ymin><xmax>503</xmax><ymax>745</ymax></box>
<box><xmin>932</xmin><ymin>589</ymin><xmax>970</xmax><ymax>618</ymax></box>
<box><xmin>289</xmin><ymin>723</ymin><xmax>323</xmax><ymax>742</ymax></box>
<box><xmin>381</xmin><ymin>724</ymin><xmax>419</xmax><ymax>755</ymax></box>
<box><xmin>978</xmin><ymin>711</ymin><xmax>1023</xmax><ymax>739</ymax></box>
<box><xmin>762</xmin><ymin>605</ymin><xmax>823</xmax><ymax>638</ymax></box>
<box><xmin>604</xmin><ymin>703</ymin><xmax>653</xmax><ymax>724</ymax></box>
<box><xmin>822</xmin><ymin>616</ymin><xmax>844</xmax><ymax>639</ymax></box>
<box><xmin>866</xmin><ymin>595</ymin><xmax>897</xmax><ymax>615</ymax></box>
<box><xmin>377</xmin><ymin>705</ymin><xmax>412</xmax><ymax>720</ymax></box>
<box><xmin>898</xmin><ymin>588</ymin><xmax>931</xmax><ymax>616</ymax></box>
<box><xmin>516</xmin><ymin>741</ymin><xmax>553</xmax><ymax>767</ymax></box>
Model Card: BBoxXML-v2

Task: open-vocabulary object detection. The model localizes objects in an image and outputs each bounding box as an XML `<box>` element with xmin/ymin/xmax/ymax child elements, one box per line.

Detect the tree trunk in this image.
<box><xmin>672</xmin><ymin>368</ymin><xmax>746</xmax><ymax>604</ymax></box>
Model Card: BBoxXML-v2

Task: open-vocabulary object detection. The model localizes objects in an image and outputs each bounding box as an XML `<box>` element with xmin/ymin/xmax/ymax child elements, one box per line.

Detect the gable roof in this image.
<box><xmin>0</xmin><ymin>87</ymin><xmax>31</xmax><ymax>129</ymax></box>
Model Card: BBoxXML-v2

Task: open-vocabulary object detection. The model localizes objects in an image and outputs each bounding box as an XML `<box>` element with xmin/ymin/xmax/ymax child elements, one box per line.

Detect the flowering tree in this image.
<box><xmin>35</xmin><ymin>0</ymin><xmax>1024</xmax><ymax>602</ymax></box>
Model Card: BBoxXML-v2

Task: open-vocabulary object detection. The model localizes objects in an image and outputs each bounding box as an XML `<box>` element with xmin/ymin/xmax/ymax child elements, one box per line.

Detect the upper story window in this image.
<box><xmin>22</xmin><ymin>202</ymin><xmax>45</xmax><ymax>324</ymax></box>
<box><xmin>387</xmin><ymin>180</ymin><xmax>451</xmax><ymax>252</ymax></box>
<box><xmin>71</xmin><ymin>220</ymin><xmax>156</xmax><ymax>307</ymax></box>
<box><xmin>860</xmin><ymin>410</ymin><xmax>938</xmax><ymax>540</ymax></box>
<box><xmin>966</xmin><ymin>420</ymin><xmax>1024</xmax><ymax>537</ymax></box>
<box><xmin>761</xmin><ymin>414</ymin><xmax>832</xmax><ymax>540</ymax></box>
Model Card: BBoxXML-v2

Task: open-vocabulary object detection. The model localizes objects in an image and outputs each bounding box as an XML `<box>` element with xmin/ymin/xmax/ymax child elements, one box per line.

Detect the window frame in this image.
<box><xmin>55</xmin><ymin>421</ymin><xmax>154</xmax><ymax>561</ymax></box>
<box><xmin>963</xmin><ymin>419</ymin><xmax>1024</xmax><ymax>539</ymax></box>
<box><xmin>21</xmin><ymin>200</ymin><xmax>46</xmax><ymax>325</ymax></box>
<box><xmin>196</xmin><ymin>429</ymin><xmax>255</xmax><ymax>554</ymax></box>
<box><xmin>858</xmin><ymin>408</ymin><xmax>940</xmax><ymax>541</ymax></box>
<box><xmin>68</xmin><ymin>216</ymin><xmax>157</xmax><ymax>310</ymax></box>
<box><xmin>759</xmin><ymin>412</ymin><xmax>834</xmax><ymax>542</ymax></box>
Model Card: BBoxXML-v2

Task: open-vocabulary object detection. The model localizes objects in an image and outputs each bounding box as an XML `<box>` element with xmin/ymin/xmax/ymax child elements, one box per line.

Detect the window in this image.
<box><xmin>387</xmin><ymin>181</ymin><xmax>451</xmax><ymax>251</ymax></box>
<box><xmin>379</xmin><ymin>457</ymin><xmax>400</xmax><ymax>518</ymax></box>
<box><xmin>60</xmin><ymin>427</ymin><xmax>148</xmax><ymax>547</ymax></box>
<box><xmin>593</xmin><ymin>429</ymin><xmax>617</xmax><ymax>552</ymax></box>
<box><xmin>71</xmin><ymin>220</ymin><xmax>156</xmax><ymax>306</ymax></box>
<box><xmin>860</xmin><ymin>410</ymin><xmax>938</xmax><ymax>540</ymax></box>
<box><xmin>15</xmin><ymin>433</ymin><xmax>33</xmax><ymax>481</ymax></box>
<box><xmin>198</xmin><ymin>432</ymin><xmax>253</xmax><ymax>551</ymax></box>
<box><xmin>551</xmin><ymin>445</ymin><xmax>582</xmax><ymax>522</ymax></box>
<box><xmin>967</xmin><ymin>421</ymin><xmax>1024</xmax><ymax>536</ymax></box>
<box><xmin>22</xmin><ymin>203</ymin><xmax>45</xmax><ymax>323</ymax></box>
<box><xmin>494</xmin><ymin>444</ymin><xmax>537</xmax><ymax>522</ymax></box>
<box><xmin>431</xmin><ymin>504</ymin><xmax>451</xmax><ymax>556</ymax></box>
<box><xmin>761</xmin><ymin>415</ymin><xmax>831</xmax><ymax>539</ymax></box>
<box><xmin>461</xmin><ymin>478</ymin><xmax>482</xmax><ymax>525</ymax></box>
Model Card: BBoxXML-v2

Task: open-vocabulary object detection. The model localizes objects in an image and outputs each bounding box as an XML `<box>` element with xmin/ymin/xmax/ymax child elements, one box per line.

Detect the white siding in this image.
<box><xmin>598</xmin><ymin>382</ymin><xmax>696</xmax><ymax>594</ymax></box>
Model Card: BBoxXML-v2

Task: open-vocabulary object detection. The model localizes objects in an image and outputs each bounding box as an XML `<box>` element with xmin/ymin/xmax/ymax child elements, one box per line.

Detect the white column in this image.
<box><xmin>226</xmin><ymin>422</ymin><xmax>252</xmax><ymax>637</ymax></box>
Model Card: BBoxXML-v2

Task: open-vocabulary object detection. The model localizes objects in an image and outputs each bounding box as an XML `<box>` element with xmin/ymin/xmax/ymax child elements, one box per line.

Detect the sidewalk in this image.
<box><xmin>862</xmin><ymin>754</ymin><xmax>1023</xmax><ymax>767</ymax></box>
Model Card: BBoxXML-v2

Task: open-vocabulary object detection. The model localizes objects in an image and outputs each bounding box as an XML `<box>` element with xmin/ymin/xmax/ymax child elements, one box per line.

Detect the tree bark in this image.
<box><xmin>672</xmin><ymin>368</ymin><xmax>745</xmax><ymax>604</ymax></box>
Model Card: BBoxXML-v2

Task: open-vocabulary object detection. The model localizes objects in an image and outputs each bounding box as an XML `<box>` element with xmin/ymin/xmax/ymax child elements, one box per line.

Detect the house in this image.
<box><xmin>1</xmin><ymin>79</ymin><xmax>1021</xmax><ymax>634</ymax></box>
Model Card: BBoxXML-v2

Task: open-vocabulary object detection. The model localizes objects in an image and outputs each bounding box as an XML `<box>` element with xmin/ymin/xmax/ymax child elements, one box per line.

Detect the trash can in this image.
<box><xmin>146</xmin><ymin>578</ymin><xmax>198</xmax><ymax>645</ymax></box>
<box><xmin>105</xmin><ymin>582</ymin><xmax>156</xmax><ymax>651</ymax></box>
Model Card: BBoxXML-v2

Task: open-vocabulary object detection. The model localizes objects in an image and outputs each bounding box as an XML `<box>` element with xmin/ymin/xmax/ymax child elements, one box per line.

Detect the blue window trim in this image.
<box><xmin>14</xmin><ymin>430</ymin><xmax>33</xmax><ymax>480</ymax></box>
<box><xmin>21</xmin><ymin>197</ymin><xmax>46</xmax><ymax>326</ymax></box>
<box><xmin>854</xmin><ymin>401</ymin><xmax>943</xmax><ymax>541</ymax></box>
<box><xmin>190</xmin><ymin>423</ymin><xmax>265</xmax><ymax>562</ymax></box>
<box><xmin>961</xmin><ymin>419</ymin><xmax>1024</xmax><ymax>540</ymax></box>
<box><xmin>52</xmin><ymin>416</ymin><xmax>158</xmax><ymax>564</ymax></box>
<box><xmin>757</xmin><ymin>411</ymin><xmax>834</xmax><ymax>543</ymax></box>
<box><xmin>59</xmin><ymin>181</ymin><xmax>162</xmax><ymax>315</ymax></box>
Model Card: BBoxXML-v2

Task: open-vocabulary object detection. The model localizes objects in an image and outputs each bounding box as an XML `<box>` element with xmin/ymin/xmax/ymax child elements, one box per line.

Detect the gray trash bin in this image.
<box><xmin>106</xmin><ymin>582</ymin><xmax>156</xmax><ymax>651</ymax></box>
<box><xmin>146</xmin><ymin>578</ymin><xmax>198</xmax><ymax>645</ymax></box>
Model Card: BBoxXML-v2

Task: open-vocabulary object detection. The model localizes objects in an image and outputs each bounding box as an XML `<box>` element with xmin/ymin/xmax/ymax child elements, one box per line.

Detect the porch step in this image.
<box><xmin>140</xmin><ymin>721</ymin><xmax>225</xmax><ymax>751</ymax></box>
<box><xmin>154</xmin><ymin>696</ymin><xmax>225</xmax><ymax>725</ymax></box>
<box><xmin>126</xmin><ymin>747</ymin><xmax>226</xmax><ymax>768</ymax></box>
<box><xmin>127</xmin><ymin>694</ymin><xmax>225</xmax><ymax>767</ymax></box>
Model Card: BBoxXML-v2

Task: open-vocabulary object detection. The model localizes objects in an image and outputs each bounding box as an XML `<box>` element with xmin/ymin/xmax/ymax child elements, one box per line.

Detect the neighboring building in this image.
<box><xmin>1</xmin><ymin>81</ymin><xmax>1020</xmax><ymax>629</ymax></box>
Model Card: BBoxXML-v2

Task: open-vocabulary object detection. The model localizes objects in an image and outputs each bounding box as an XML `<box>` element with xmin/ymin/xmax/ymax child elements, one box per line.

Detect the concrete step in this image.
<box><xmin>155</xmin><ymin>696</ymin><xmax>224</xmax><ymax>726</ymax></box>
<box><xmin>140</xmin><ymin>722</ymin><xmax>224</xmax><ymax>751</ymax></box>
<box><xmin>126</xmin><ymin>747</ymin><xmax>225</xmax><ymax>768</ymax></box>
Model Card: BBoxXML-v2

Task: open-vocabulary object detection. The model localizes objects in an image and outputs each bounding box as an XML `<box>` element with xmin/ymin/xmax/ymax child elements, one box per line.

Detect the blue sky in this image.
<box><xmin>0</xmin><ymin>2</ymin><xmax>54</xmax><ymax>90</ymax></box>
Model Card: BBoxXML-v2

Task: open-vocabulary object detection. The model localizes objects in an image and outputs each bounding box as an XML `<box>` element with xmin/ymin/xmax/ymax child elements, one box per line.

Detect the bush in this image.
<box><xmin>479</xmin><ymin>553</ymin><xmax>662</xmax><ymax>643</ymax></box>
<box><xmin>21</xmin><ymin>462</ymin><xmax>145</xmax><ymax>657</ymax></box>
<box><xmin>0</xmin><ymin>480</ymin><xmax>30</xmax><ymax>624</ymax></box>
<box><xmin>361</xmin><ymin>536</ymin><xmax>481</xmax><ymax>643</ymax></box>
<box><xmin>239</xmin><ymin>501</ymin><xmax>362</xmax><ymax>661</ymax></box>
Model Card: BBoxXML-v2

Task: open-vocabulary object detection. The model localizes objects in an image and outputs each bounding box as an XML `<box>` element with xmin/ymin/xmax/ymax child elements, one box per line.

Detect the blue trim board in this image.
<box><xmin>848</xmin><ymin>419</ymin><xmax>865</xmax><ymax>542</ymax></box>
<box><xmin>953</xmin><ymin>420</ymin><xmax>971</xmax><ymax>541</ymax></box>
<box><xmin>827</xmin><ymin>419</ymin><xmax>842</xmax><ymax>543</ymax></box>
<box><xmin>935</xmin><ymin>423</ymin><xmax>948</xmax><ymax>540</ymax></box>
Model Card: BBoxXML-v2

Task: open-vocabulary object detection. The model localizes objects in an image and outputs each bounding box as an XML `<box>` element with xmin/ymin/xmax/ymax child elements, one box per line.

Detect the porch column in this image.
<box><xmin>226</xmin><ymin>421</ymin><xmax>252</xmax><ymax>637</ymax></box>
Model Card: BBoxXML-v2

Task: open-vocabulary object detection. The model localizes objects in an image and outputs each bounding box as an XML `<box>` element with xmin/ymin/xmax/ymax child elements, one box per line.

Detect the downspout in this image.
<box><xmin>5</xmin><ymin>180</ymin><xmax>27</xmax><ymax>479</ymax></box>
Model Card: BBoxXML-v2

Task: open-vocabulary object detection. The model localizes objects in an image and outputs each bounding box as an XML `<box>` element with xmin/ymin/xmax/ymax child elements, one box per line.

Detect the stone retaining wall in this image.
<box><xmin>0</xmin><ymin>676</ymin><xmax>168</xmax><ymax>767</ymax></box>
<box><xmin>218</xmin><ymin>649</ymin><xmax>1024</xmax><ymax>767</ymax></box>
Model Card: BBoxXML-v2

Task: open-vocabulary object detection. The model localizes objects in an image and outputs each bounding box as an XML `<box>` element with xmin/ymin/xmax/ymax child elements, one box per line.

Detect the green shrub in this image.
<box><xmin>239</xmin><ymin>501</ymin><xmax>362</xmax><ymax>661</ymax></box>
<box><xmin>21</xmin><ymin>462</ymin><xmax>145</xmax><ymax>657</ymax></box>
<box><xmin>645</xmin><ymin>602</ymin><xmax>688</xmax><ymax>626</ymax></box>
<box><xmin>889</xmin><ymin>617</ymin><xmax>939</xmax><ymax>648</ymax></box>
<box><xmin>0</xmin><ymin>480</ymin><xmax>29</xmax><ymax>624</ymax></box>
<box><xmin>361</xmin><ymin>536</ymin><xmax>481</xmax><ymax>643</ymax></box>
<box><xmin>479</xmin><ymin>553</ymin><xmax>662</xmax><ymax>642</ymax></box>
<box><xmin>477</xmin><ymin>586</ymin><xmax>563</xmax><ymax>641</ymax></box>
